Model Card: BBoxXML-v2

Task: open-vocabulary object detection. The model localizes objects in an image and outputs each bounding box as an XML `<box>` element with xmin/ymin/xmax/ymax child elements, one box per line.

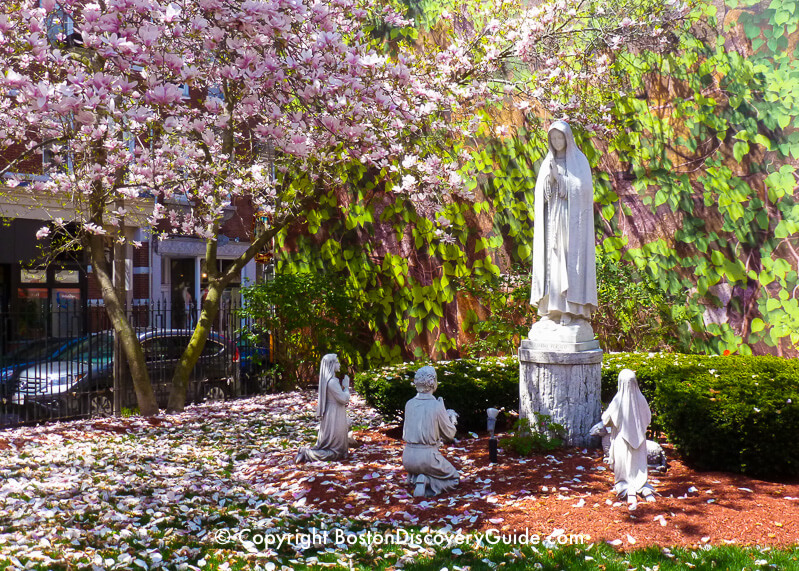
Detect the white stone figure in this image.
<box><xmin>601</xmin><ymin>369</ymin><xmax>656</xmax><ymax>508</ymax></box>
<box><xmin>295</xmin><ymin>354</ymin><xmax>350</xmax><ymax>463</ymax></box>
<box><xmin>402</xmin><ymin>366</ymin><xmax>459</xmax><ymax>497</ymax></box>
<box><xmin>589</xmin><ymin>421</ymin><xmax>668</xmax><ymax>473</ymax></box>
<box><xmin>529</xmin><ymin>120</ymin><xmax>598</xmax><ymax>344</ymax></box>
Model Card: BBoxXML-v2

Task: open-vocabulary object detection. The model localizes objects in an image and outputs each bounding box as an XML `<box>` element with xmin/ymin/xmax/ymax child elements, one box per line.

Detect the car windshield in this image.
<box><xmin>54</xmin><ymin>333</ymin><xmax>114</xmax><ymax>364</ymax></box>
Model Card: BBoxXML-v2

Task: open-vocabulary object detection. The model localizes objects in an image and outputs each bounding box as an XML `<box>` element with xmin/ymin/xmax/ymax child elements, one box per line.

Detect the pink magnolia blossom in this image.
<box><xmin>0</xmin><ymin>0</ymin><xmax>688</xmax><ymax>246</ymax></box>
<box><xmin>145</xmin><ymin>84</ymin><xmax>184</xmax><ymax>106</ymax></box>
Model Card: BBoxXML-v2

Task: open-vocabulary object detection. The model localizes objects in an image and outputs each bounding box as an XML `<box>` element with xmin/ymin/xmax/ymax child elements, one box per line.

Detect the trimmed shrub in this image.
<box><xmin>353</xmin><ymin>357</ymin><xmax>518</xmax><ymax>431</ymax></box>
<box><xmin>603</xmin><ymin>352</ymin><xmax>799</xmax><ymax>478</ymax></box>
<box><xmin>655</xmin><ymin>357</ymin><xmax>799</xmax><ymax>478</ymax></box>
<box><xmin>601</xmin><ymin>352</ymin><xmax>710</xmax><ymax>435</ymax></box>
<box><xmin>361</xmin><ymin>352</ymin><xmax>799</xmax><ymax>478</ymax></box>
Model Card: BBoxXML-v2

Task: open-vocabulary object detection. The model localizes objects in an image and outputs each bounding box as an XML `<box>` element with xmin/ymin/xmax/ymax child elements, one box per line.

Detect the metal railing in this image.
<box><xmin>0</xmin><ymin>301</ymin><xmax>275</xmax><ymax>428</ymax></box>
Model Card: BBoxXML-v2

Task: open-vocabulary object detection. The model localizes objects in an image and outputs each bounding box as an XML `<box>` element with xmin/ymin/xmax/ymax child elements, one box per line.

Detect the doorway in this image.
<box><xmin>170</xmin><ymin>258</ymin><xmax>195</xmax><ymax>329</ymax></box>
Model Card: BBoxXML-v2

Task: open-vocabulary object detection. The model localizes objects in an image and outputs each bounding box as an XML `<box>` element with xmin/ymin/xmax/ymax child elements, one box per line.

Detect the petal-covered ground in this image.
<box><xmin>0</xmin><ymin>392</ymin><xmax>797</xmax><ymax>570</ymax></box>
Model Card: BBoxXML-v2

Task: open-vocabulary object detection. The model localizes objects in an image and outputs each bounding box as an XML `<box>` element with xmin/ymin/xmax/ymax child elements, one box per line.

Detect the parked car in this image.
<box><xmin>0</xmin><ymin>336</ymin><xmax>99</xmax><ymax>423</ymax></box>
<box><xmin>0</xmin><ymin>338</ymin><xmax>73</xmax><ymax>370</ymax></box>
<box><xmin>10</xmin><ymin>329</ymin><xmax>239</xmax><ymax>421</ymax></box>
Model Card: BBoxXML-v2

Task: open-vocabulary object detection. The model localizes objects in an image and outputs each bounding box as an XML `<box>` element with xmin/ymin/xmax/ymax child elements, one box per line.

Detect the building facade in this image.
<box><xmin>0</xmin><ymin>183</ymin><xmax>260</xmax><ymax>351</ymax></box>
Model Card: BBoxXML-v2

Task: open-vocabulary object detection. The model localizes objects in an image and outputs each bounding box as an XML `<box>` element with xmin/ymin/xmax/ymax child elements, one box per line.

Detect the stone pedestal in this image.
<box><xmin>519</xmin><ymin>339</ymin><xmax>602</xmax><ymax>447</ymax></box>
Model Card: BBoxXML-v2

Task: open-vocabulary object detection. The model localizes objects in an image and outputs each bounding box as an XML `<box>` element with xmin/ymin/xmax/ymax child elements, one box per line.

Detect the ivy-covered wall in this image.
<box><xmin>597</xmin><ymin>0</ymin><xmax>799</xmax><ymax>356</ymax></box>
<box><xmin>274</xmin><ymin>0</ymin><xmax>799</xmax><ymax>363</ymax></box>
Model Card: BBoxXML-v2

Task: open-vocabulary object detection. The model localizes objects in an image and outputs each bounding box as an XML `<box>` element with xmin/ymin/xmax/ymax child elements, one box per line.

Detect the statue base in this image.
<box><xmin>528</xmin><ymin>316</ymin><xmax>595</xmax><ymax>343</ymax></box>
<box><xmin>518</xmin><ymin>339</ymin><xmax>602</xmax><ymax>448</ymax></box>
<box><xmin>523</xmin><ymin>339</ymin><xmax>600</xmax><ymax>353</ymax></box>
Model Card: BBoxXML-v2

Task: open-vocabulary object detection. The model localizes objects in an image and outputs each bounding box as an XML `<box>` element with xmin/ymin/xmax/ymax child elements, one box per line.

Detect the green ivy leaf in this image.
<box><xmin>733</xmin><ymin>141</ymin><xmax>750</xmax><ymax>162</ymax></box>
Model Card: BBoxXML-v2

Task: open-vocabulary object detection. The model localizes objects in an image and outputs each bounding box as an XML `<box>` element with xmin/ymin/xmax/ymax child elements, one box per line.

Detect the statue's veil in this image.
<box><xmin>530</xmin><ymin>120</ymin><xmax>598</xmax><ymax>309</ymax></box>
<box><xmin>317</xmin><ymin>354</ymin><xmax>338</xmax><ymax>417</ymax></box>
<box><xmin>603</xmin><ymin>369</ymin><xmax>651</xmax><ymax>448</ymax></box>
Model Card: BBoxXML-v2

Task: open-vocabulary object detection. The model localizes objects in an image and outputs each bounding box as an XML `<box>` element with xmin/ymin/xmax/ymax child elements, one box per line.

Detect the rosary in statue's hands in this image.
<box><xmin>555</xmin><ymin>164</ymin><xmax>567</xmax><ymax>198</ymax></box>
<box><xmin>545</xmin><ymin>169</ymin><xmax>556</xmax><ymax>201</ymax></box>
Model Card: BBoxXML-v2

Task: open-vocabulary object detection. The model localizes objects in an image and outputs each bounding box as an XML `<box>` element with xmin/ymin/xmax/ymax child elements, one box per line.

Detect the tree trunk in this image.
<box><xmin>88</xmin><ymin>235</ymin><xmax>159</xmax><ymax>416</ymax></box>
<box><xmin>166</xmin><ymin>279</ymin><xmax>224</xmax><ymax>412</ymax></box>
<box><xmin>165</xmin><ymin>213</ymin><xmax>290</xmax><ymax>412</ymax></box>
<box><xmin>112</xmin><ymin>236</ymin><xmax>133</xmax><ymax>415</ymax></box>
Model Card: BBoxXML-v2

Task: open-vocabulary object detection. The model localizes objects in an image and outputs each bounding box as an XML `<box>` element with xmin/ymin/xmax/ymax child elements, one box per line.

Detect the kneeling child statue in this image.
<box><xmin>402</xmin><ymin>366</ymin><xmax>459</xmax><ymax>497</ymax></box>
<box><xmin>601</xmin><ymin>368</ymin><xmax>656</xmax><ymax>509</ymax></box>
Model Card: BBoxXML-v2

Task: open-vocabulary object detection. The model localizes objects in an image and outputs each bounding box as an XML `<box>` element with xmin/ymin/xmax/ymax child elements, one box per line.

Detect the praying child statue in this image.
<box><xmin>295</xmin><ymin>354</ymin><xmax>350</xmax><ymax>463</ymax></box>
<box><xmin>602</xmin><ymin>368</ymin><xmax>656</xmax><ymax>509</ymax></box>
<box><xmin>402</xmin><ymin>366</ymin><xmax>459</xmax><ymax>497</ymax></box>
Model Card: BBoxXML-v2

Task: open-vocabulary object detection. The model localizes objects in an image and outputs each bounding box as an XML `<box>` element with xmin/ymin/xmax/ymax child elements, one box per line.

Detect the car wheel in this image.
<box><xmin>89</xmin><ymin>393</ymin><xmax>113</xmax><ymax>417</ymax></box>
<box><xmin>203</xmin><ymin>384</ymin><xmax>227</xmax><ymax>403</ymax></box>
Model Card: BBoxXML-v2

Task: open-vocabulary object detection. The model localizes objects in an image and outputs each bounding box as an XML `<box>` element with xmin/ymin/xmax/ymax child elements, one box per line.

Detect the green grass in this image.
<box><xmin>6</xmin><ymin>528</ymin><xmax>794</xmax><ymax>571</ymax></box>
<box><xmin>192</xmin><ymin>542</ymin><xmax>799</xmax><ymax>571</ymax></box>
<box><xmin>398</xmin><ymin>543</ymin><xmax>799</xmax><ymax>571</ymax></box>
<box><xmin>7</xmin><ymin>540</ymin><xmax>792</xmax><ymax>571</ymax></box>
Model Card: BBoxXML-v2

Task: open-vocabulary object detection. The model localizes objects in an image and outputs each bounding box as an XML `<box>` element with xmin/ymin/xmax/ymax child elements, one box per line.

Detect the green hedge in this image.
<box><xmin>604</xmin><ymin>353</ymin><xmax>799</xmax><ymax>477</ymax></box>
<box><xmin>353</xmin><ymin>357</ymin><xmax>518</xmax><ymax>432</ymax></box>
<box><xmin>600</xmin><ymin>352</ymin><xmax>710</xmax><ymax>435</ymax></box>
<box><xmin>651</xmin><ymin>355</ymin><xmax>798</xmax><ymax>478</ymax></box>
<box><xmin>358</xmin><ymin>352</ymin><xmax>799</xmax><ymax>478</ymax></box>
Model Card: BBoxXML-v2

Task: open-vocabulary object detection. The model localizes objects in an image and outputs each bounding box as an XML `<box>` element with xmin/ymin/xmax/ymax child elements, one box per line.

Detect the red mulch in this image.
<box><xmin>293</xmin><ymin>425</ymin><xmax>799</xmax><ymax>549</ymax></box>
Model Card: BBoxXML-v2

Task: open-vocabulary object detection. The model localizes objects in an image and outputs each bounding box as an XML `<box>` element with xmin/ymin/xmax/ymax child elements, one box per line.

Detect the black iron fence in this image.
<box><xmin>0</xmin><ymin>301</ymin><xmax>276</xmax><ymax>428</ymax></box>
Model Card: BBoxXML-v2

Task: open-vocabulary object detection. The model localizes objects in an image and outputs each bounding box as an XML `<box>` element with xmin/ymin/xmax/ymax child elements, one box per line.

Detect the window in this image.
<box><xmin>55</xmin><ymin>269</ymin><xmax>79</xmax><ymax>284</ymax></box>
<box><xmin>44</xmin><ymin>5</ymin><xmax>75</xmax><ymax>46</ymax></box>
<box><xmin>21</xmin><ymin>269</ymin><xmax>47</xmax><ymax>284</ymax></box>
<box><xmin>167</xmin><ymin>336</ymin><xmax>188</xmax><ymax>360</ymax></box>
<box><xmin>15</xmin><ymin>264</ymin><xmax>85</xmax><ymax>339</ymax></box>
<box><xmin>143</xmin><ymin>337</ymin><xmax>173</xmax><ymax>361</ymax></box>
<box><xmin>56</xmin><ymin>333</ymin><xmax>114</xmax><ymax>364</ymax></box>
<box><xmin>208</xmin><ymin>85</ymin><xmax>224</xmax><ymax>101</ymax></box>
<box><xmin>200</xmin><ymin>259</ymin><xmax>241</xmax><ymax>286</ymax></box>
<box><xmin>42</xmin><ymin>141</ymin><xmax>72</xmax><ymax>176</ymax></box>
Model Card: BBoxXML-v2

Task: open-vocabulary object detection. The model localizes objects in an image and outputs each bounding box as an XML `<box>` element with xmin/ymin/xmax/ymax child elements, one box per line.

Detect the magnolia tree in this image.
<box><xmin>0</xmin><ymin>0</ymin><xmax>690</xmax><ymax>413</ymax></box>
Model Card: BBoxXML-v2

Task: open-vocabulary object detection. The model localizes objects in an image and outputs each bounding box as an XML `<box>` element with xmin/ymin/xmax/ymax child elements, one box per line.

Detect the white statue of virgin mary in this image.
<box><xmin>529</xmin><ymin>120</ymin><xmax>598</xmax><ymax>342</ymax></box>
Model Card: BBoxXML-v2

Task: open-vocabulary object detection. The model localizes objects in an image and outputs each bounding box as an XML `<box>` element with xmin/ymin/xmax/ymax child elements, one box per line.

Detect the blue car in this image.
<box><xmin>9</xmin><ymin>330</ymin><xmax>239</xmax><ymax>423</ymax></box>
<box><xmin>0</xmin><ymin>337</ymin><xmax>87</xmax><ymax>423</ymax></box>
